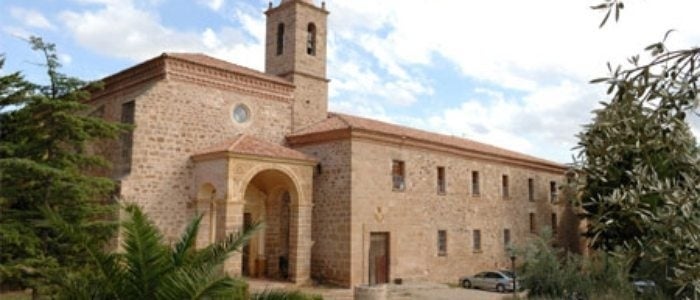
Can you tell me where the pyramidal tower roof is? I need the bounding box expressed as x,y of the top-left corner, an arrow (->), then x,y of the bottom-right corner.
281,0 -> 315,4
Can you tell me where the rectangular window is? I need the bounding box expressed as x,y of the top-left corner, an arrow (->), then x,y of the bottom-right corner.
392,160 -> 405,191
473,229 -> 481,251
471,171 -> 480,196
120,101 -> 135,173
551,213 -> 558,234
276,23 -> 285,55
437,167 -> 446,194
528,178 -> 535,201
504,229 -> 511,248
550,181 -> 558,203
502,175 -> 509,198
437,230 -> 447,256
529,213 -> 537,233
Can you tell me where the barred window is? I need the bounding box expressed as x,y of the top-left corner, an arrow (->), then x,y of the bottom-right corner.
437,167 -> 446,194
550,181 -> 558,202
504,229 -> 511,248
392,160 -> 405,191
502,175 -> 509,198
473,229 -> 481,251
437,230 -> 447,256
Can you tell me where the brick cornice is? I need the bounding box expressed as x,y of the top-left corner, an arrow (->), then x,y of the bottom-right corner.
278,71 -> 331,83
286,128 -> 351,145
192,151 -> 317,166
265,0 -> 330,15
288,128 -> 567,174
165,57 -> 295,103
88,54 -> 297,103
88,55 -> 166,101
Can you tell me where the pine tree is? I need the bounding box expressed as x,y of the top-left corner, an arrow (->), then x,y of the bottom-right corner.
0,37 -> 126,295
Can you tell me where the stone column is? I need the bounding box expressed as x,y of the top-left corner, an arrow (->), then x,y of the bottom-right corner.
289,203 -> 312,284
223,199 -> 245,276
195,200 -> 212,249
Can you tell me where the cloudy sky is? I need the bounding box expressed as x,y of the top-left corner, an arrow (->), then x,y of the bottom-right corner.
1,0 -> 699,163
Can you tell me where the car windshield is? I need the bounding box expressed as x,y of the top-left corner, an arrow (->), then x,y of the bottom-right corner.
500,270 -> 515,278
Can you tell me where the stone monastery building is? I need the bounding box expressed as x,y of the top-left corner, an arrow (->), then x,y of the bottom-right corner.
91,0 -> 574,288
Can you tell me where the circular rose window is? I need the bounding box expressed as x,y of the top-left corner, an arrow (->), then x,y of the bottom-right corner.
232,104 -> 250,123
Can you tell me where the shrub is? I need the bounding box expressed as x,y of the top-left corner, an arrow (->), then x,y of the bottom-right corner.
517,229 -> 639,299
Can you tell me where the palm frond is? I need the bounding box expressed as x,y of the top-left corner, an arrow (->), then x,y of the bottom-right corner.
171,213 -> 203,267
155,264 -> 248,300
192,222 -> 263,267
121,204 -> 170,298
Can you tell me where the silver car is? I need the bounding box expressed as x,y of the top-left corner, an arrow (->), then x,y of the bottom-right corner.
459,270 -> 518,293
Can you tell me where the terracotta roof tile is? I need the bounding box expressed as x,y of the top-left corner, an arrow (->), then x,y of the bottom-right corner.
194,134 -> 316,162
164,53 -> 293,86
289,113 -> 565,169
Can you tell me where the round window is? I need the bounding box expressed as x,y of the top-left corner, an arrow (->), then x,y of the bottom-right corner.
232,104 -> 250,123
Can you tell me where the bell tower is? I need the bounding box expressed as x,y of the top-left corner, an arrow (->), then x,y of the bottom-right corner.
265,0 -> 329,131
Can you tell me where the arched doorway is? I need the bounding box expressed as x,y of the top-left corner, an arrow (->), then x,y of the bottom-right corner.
242,169 -> 298,280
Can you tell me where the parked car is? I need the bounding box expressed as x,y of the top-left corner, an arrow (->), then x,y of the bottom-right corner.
632,280 -> 657,294
459,270 -> 519,293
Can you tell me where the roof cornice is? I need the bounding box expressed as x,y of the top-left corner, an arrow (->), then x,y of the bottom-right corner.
164,55 -> 294,103
88,53 -> 296,103
88,55 -> 167,101
265,0 -> 330,15
192,151 -> 317,166
288,127 -> 568,174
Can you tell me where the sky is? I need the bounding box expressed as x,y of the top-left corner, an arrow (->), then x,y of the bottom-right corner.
1,0 -> 699,163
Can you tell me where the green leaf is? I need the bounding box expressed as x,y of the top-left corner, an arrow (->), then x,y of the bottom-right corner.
599,9 -> 612,28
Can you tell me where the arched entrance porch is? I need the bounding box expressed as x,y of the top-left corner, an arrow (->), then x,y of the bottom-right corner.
191,134 -> 316,284
242,169 -> 297,280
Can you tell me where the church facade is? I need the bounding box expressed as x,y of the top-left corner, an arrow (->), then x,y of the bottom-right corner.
89,0 -> 575,288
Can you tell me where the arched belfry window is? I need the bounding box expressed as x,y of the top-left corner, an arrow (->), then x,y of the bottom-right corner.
276,23 -> 285,56
307,23 -> 316,56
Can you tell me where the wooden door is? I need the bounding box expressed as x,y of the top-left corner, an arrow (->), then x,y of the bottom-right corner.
369,232 -> 389,285
242,213 -> 252,276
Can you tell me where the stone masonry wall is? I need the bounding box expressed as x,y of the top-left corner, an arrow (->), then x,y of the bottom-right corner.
290,74 -> 328,132
265,1 -> 329,131
119,79 -> 293,241
87,82 -> 157,179
349,137 -> 567,285
294,140 -> 353,287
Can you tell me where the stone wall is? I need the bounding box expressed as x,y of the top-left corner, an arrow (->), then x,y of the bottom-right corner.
294,140 -> 353,287
117,78 -> 293,241
349,137 -> 567,285
289,73 -> 328,132
265,0 -> 329,131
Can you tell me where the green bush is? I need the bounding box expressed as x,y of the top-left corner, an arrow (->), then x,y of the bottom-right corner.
517,229 -> 640,299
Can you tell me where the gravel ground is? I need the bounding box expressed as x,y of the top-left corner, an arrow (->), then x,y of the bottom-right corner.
387,282 -> 521,300
247,278 -> 525,300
